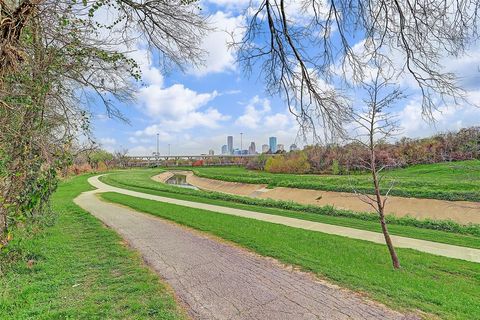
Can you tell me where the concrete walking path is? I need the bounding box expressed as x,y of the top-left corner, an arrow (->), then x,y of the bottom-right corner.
87,175 -> 480,263
88,176 -> 480,263
75,185 -> 416,319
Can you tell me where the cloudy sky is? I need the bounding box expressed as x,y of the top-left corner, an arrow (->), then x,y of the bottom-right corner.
91,0 -> 480,156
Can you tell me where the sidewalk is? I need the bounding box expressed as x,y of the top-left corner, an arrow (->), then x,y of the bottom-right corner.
89,175 -> 480,263
75,187 -> 413,320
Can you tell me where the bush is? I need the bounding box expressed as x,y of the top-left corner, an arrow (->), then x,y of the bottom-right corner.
246,154 -> 267,170
332,160 -> 340,175
265,152 -> 311,173
192,160 -> 204,167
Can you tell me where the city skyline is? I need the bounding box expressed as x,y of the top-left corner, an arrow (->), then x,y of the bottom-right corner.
217,134 -> 295,155
89,0 -> 480,157
123,132 -> 301,156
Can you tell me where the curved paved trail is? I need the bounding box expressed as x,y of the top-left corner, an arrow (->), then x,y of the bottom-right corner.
75,179 -> 417,319
89,175 -> 480,263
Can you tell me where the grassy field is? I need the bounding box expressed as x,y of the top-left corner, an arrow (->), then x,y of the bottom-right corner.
0,175 -> 184,320
180,160 -> 480,201
100,170 -> 480,248
101,192 -> 480,320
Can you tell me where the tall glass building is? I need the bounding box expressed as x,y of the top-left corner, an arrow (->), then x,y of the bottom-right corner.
227,136 -> 233,154
269,136 -> 277,153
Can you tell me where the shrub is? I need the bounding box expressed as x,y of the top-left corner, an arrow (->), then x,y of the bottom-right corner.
332,160 -> 340,175
246,154 -> 267,170
265,152 -> 311,173
192,160 -> 204,167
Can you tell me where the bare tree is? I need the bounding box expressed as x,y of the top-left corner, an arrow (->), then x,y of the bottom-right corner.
350,58 -> 405,269
236,0 -> 479,140
114,148 -> 130,168
234,0 -> 479,267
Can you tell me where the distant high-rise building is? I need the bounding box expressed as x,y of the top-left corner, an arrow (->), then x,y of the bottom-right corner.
227,136 -> 233,154
248,142 -> 256,154
221,144 -> 228,154
277,144 -> 285,152
262,144 -> 269,153
208,149 -> 214,155
269,137 -> 277,153
289,144 -> 299,152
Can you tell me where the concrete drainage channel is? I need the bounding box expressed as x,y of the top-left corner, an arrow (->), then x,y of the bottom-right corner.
153,171 -> 480,225
165,173 -> 199,190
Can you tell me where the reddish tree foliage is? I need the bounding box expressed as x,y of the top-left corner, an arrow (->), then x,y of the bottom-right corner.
249,127 -> 480,174
192,160 -> 204,167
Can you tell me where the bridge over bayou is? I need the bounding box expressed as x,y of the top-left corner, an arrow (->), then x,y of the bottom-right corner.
124,154 -> 275,167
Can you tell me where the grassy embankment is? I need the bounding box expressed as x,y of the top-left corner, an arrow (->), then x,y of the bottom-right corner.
101,192 -> 480,320
100,170 -> 480,248
0,174 -> 184,320
182,160 -> 480,201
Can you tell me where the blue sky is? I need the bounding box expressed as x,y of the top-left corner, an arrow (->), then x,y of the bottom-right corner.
91,0 -> 480,156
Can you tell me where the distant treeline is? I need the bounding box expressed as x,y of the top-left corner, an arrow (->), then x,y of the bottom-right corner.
246,127 -> 480,174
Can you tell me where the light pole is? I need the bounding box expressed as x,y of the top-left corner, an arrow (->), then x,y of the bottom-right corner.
168,143 -> 171,156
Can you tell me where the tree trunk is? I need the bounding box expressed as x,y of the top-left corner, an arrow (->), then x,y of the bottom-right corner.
371,158 -> 401,269
378,209 -> 401,269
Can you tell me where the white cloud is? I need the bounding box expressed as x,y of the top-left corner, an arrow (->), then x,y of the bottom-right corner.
203,0 -> 254,12
235,95 -> 296,137
235,95 -> 297,132
264,113 -> 290,129
128,136 -> 152,144
235,96 -> 271,128
99,137 -> 116,146
190,11 -> 245,76
128,145 -> 153,156
135,83 -> 228,134
138,83 -> 218,119
159,108 -> 230,131
134,53 -> 230,134
282,0 -> 329,23
397,91 -> 480,138
133,127 -> 172,139
442,42 -> 480,90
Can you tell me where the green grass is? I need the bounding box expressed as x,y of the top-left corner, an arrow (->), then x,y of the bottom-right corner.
177,160 -> 480,201
0,174 -> 185,320
100,169 -> 480,248
100,192 -> 480,320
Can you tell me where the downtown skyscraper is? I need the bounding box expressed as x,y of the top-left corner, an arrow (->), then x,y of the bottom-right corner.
269,137 -> 277,153
227,136 -> 233,154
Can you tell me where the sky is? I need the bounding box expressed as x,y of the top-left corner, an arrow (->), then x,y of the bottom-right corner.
90,0 -> 480,156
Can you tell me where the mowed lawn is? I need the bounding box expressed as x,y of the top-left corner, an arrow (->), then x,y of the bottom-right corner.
101,192 -> 480,320
183,160 -> 480,201
100,170 -> 480,248
0,175 -> 185,320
